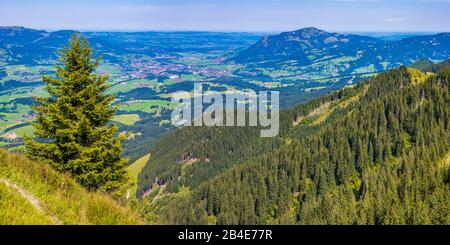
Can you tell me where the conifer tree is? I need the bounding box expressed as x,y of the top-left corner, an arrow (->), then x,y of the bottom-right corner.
25,34 -> 128,195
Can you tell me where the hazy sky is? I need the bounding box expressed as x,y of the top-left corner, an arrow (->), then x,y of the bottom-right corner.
1,0 -> 450,32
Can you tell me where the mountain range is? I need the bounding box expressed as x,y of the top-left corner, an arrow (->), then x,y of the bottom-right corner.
0,26 -> 119,65
232,27 -> 450,77
2,26 -> 450,71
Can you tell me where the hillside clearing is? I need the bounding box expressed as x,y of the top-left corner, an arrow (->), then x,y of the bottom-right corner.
407,68 -> 430,85
126,153 -> 151,199
127,153 -> 151,180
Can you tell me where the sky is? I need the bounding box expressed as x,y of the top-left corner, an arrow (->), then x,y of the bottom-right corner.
0,0 -> 450,32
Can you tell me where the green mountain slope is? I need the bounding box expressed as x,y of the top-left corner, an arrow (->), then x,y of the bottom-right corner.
410,58 -> 436,71
0,150 -> 144,225
137,71 -> 374,197
139,63 -> 450,224
411,58 -> 450,73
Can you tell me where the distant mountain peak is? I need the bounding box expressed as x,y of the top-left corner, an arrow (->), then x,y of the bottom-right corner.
0,26 -> 26,30
278,27 -> 330,40
291,27 -> 327,35
48,30 -> 78,37
0,26 -> 44,32
0,26 -> 47,37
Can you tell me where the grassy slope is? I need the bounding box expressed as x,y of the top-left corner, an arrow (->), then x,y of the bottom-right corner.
406,68 -> 430,84
440,151 -> 450,169
0,149 -> 144,224
126,153 -> 151,197
127,153 -> 151,180
0,182 -> 53,224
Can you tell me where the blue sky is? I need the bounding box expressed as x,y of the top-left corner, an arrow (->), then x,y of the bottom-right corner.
1,0 -> 449,32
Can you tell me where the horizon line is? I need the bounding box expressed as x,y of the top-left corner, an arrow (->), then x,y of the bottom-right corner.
1,25 -> 447,34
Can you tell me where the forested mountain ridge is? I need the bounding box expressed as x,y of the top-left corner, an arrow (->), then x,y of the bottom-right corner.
137,65 -> 390,197
139,62 -> 450,225
232,27 -> 450,74
136,86 -> 358,196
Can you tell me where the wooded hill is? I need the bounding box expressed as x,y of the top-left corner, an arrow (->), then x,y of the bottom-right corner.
137,61 -> 450,224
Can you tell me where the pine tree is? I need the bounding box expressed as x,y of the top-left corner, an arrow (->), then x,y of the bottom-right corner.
25,34 -> 128,195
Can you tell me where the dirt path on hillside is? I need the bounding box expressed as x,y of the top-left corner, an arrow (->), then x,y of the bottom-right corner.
0,178 -> 62,225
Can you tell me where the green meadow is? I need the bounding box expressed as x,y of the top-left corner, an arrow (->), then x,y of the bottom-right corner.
112,114 -> 141,126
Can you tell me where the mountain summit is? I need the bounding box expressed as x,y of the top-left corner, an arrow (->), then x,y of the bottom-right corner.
232,27 -> 381,64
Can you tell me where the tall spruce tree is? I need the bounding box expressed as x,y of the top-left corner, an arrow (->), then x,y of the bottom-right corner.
25,34 -> 128,195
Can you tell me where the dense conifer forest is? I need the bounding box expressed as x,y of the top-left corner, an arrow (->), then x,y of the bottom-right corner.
138,63 -> 450,225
